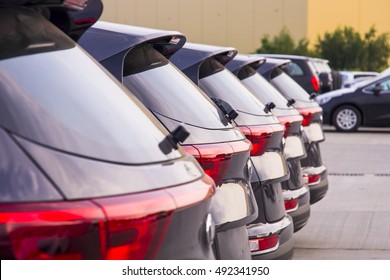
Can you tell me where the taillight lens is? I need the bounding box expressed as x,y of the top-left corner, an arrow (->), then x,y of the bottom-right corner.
249,235 -> 279,253
284,198 -> 298,212
0,201 -> 105,260
303,174 -> 321,186
182,140 -> 251,186
239,125 -> 283,156
297,107 -> 323,127
278,115 -> 303,137
0,178 -> 215,260
311,76 -> 320,92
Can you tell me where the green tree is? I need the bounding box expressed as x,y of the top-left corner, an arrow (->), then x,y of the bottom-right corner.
315,26 -> 390,71
255,27 -> 314,56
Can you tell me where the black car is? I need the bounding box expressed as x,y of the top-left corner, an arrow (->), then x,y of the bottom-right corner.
79,22 -> 258,260
170,43 -> 299,259
257,57 -> 329,205
316,73 -> 390,132
227,54 -> 314,231
0,4 -> 216,260
260,54 -> 322,94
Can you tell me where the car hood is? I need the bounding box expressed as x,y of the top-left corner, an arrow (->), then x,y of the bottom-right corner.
316,87 -> 354,101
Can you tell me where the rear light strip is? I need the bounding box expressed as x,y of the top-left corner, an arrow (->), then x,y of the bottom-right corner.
297,107 -> 323,127
311,76 -> 320,92
284,198 -> 299,213
303,174 -> 321,186
0,177 -> 215,260
277,115 -> 303,138
182,140 -> 251,186
249,235 -> 279,253
239,124 -> 284,156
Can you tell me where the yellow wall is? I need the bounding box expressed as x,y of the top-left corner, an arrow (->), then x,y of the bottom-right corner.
100,0 -> 390,54
307,0 -> 390,45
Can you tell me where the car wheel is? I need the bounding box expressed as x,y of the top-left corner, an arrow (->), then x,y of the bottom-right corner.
333,105 -> 361,132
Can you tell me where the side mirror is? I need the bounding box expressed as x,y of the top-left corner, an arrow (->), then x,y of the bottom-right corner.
264,102 -> 276,113
371,84 -> 382,96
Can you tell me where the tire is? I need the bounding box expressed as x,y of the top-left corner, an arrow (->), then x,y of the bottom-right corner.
332,105 -> 361,132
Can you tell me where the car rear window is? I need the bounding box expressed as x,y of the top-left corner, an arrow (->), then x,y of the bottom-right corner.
122,44 -> 232,129
270,69 -> 317,106
284,62 -> 304,76
199,58 -> 270,117
0,46 -> 182,164
240,67 -> 292,110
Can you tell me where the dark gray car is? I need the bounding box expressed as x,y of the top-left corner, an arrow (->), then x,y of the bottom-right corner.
79,22 -> 258,260
170,43 -> 298,259
0,4 -> 216,260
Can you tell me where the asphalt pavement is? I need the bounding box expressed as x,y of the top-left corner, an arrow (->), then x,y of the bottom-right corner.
293,126 -> 390,259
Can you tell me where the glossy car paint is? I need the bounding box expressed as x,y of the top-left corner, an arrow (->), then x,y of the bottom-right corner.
226,55 -> 312,232
257,57 -> 329,206
170,43 -> 295,259
79,22 -> 258,260
0,7 -> 216,260
316,74 -> 390,131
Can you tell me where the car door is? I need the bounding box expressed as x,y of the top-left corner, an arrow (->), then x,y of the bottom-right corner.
361,76 -> 390,126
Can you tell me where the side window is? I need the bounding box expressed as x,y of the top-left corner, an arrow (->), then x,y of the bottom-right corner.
284,62 -> 304,76
364,78 -> 390,93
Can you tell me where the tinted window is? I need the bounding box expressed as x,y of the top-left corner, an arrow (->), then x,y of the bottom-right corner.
122,44 -> 231,129
284,62 -> 304,76
0,47 -> 182,164
242,71 -> 291,110
271,70 -> 317,105
199,58 -> 269,116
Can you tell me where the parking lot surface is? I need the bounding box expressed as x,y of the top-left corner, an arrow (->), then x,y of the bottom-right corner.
294,126 -> 390,259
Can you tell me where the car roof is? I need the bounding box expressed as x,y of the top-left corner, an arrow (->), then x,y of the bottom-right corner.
225,54 -> 265,75
78,21 -> 186,81
253,56 -> 291,77
169,42 -> 237,84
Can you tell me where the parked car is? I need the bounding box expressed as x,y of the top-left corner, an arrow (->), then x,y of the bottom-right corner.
338,71 -> 379,88
227,54 -> 328,207
316,72 -> 390,132
261,54 -> 334,94
0,4 -> 217,260
79,22 -> 258,260
170,43 -> 303,259
256,57 -> 329,205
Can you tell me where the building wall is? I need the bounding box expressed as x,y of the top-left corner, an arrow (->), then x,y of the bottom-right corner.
100,0 -> 390,54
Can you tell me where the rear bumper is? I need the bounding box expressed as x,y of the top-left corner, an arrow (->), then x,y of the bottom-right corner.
248,215 -> 294,260
302,165 -> 329,204
283,186 -> 311,232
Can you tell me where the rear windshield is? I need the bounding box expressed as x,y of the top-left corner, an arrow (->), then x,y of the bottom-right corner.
241,68 -> 291,109
0,46 -> 182,164
199,58 -> 270,117
122,44 -> 232,129
270,69 -> 317,105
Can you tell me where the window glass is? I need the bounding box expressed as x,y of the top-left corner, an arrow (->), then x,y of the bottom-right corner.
284,62 -> 304,76
0,47 -> 182,164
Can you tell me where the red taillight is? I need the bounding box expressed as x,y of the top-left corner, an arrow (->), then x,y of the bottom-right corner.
182,140 -> 251,186
74,18 -> 97,25
183,144 -> 232,186
297,107 -> 323,127
249,235 -> 279,253
278,115 -> 304,137
0,178 -> 215,260
303,174 -> 321,186
284,199 -> 298,212
239,125 -> 283,156
0,201 -> 105,260
311,76 -> 320,92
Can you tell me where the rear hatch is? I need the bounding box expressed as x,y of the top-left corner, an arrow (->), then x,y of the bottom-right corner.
0,8 -> 215,259
268,68 -> 325,143
80,24 -> 257,230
